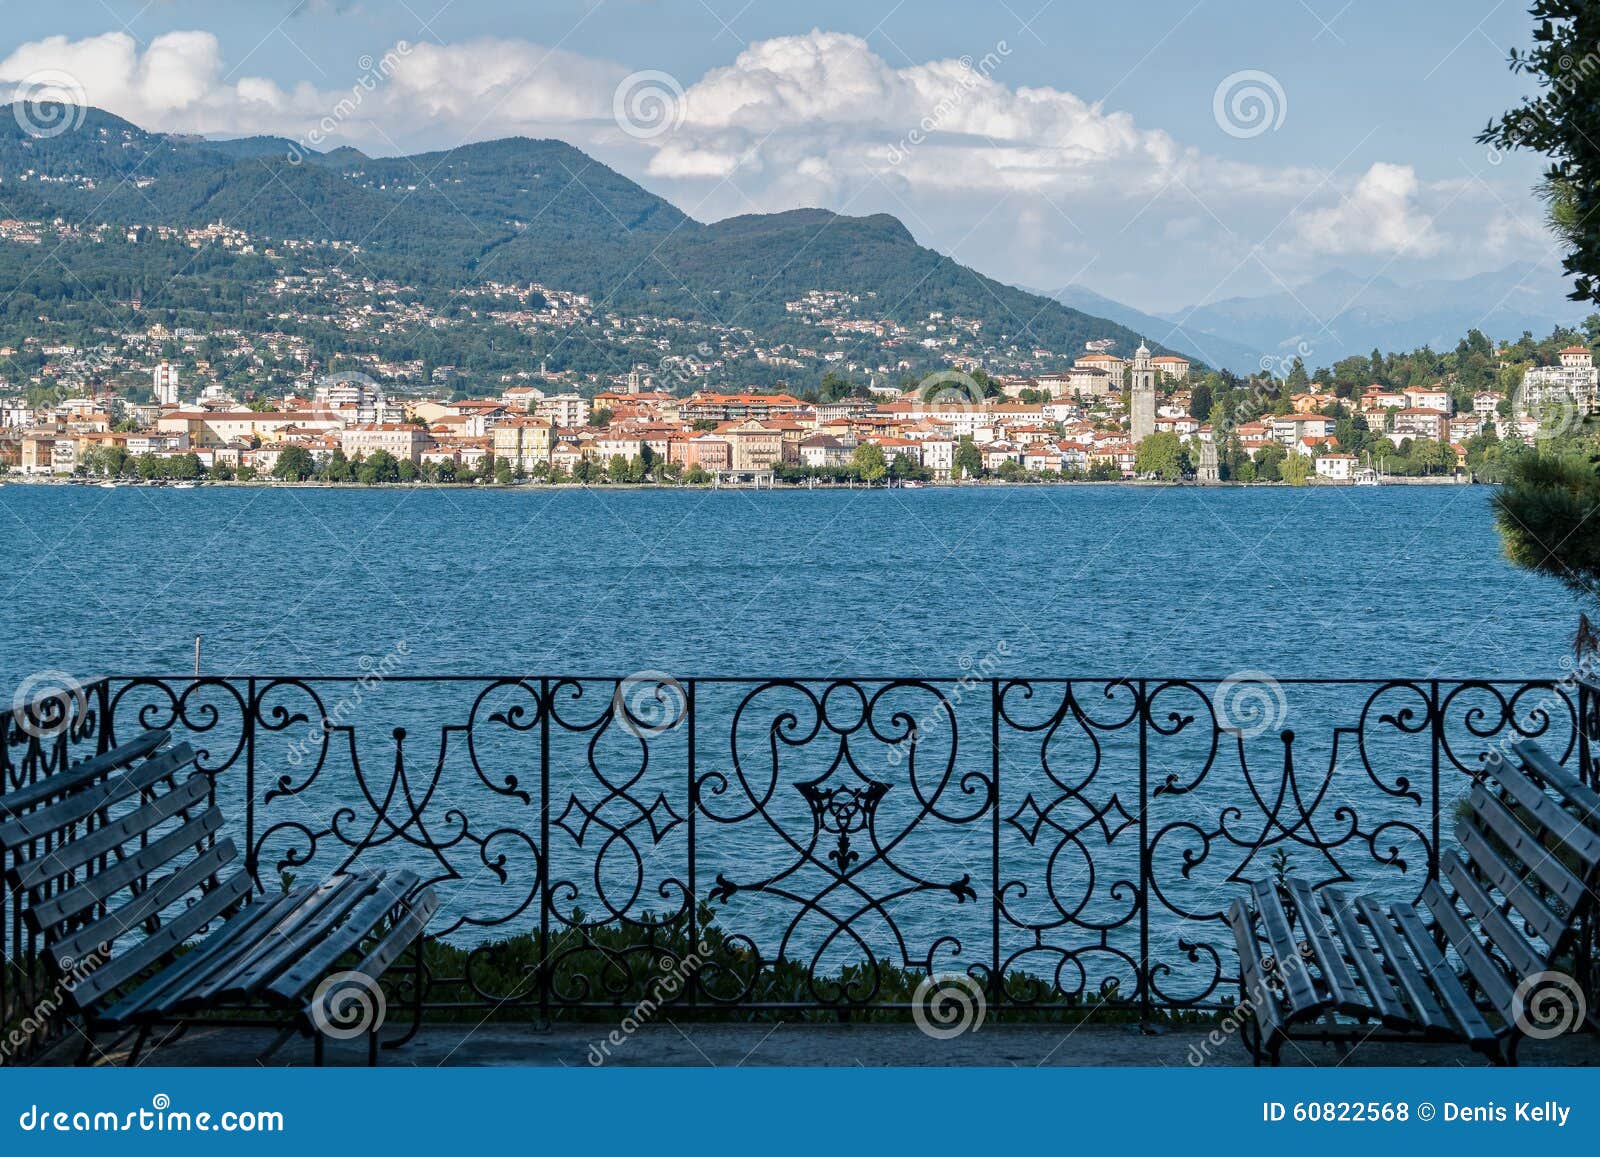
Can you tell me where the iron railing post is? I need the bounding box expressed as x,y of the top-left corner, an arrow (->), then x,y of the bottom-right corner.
1429,680 -> 1442,883
686,678 -> 698,1013
990,678 -> 1001,1014
538,676 -> 551,1026
244,677 -> 257,891
1138,678 -> 1151,1027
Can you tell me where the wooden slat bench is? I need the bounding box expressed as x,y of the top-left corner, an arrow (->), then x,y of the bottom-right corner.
0,728 -> 439,1065
1227,738 -> 1600,1065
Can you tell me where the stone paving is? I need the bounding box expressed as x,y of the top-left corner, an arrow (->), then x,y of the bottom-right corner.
32,1021 -> 1600,1067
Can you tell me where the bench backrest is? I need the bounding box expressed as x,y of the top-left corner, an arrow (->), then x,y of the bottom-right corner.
1421,739 -> 1600,1026
0,730 -> 252,1012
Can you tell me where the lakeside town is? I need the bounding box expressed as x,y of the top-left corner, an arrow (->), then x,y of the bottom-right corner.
0,321 -> 1590,487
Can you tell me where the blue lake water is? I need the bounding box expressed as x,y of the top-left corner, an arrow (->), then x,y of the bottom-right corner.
2,482 -> 1586,1002
0,482 -> 1579,683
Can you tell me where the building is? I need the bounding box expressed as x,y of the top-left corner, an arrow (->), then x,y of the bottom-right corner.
1388,408 -> 1449,445
341,423 -> 429,466
491,417 -> 554,471
680,392 -> 806,424
719,419 -> 789,472
1129,342 -> 1157,445
798,433 -> 852,469
1315,453 -> 1356,482
669,433 -> 731,472
152,362 -> 180,406
1269,414 -> 1336,448
1403,385 -> 1452,414
314,374 -> 400,424
156,410 -> 328,447
534,393 -> 589,428
1151,355 -> 1190,381
1521,347 -> 1599,419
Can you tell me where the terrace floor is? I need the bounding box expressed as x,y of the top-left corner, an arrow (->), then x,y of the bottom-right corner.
33,1022 -> 1600,1067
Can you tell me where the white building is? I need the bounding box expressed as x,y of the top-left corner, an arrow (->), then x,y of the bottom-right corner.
1315,453 -> 1356,482
152,362 -> 181,406
1520,346 -> 1598,419
534,393 -> 589,428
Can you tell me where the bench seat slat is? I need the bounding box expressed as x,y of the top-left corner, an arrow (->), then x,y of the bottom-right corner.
0,743 -> 195,850
26,807 -> 224,931
348,887 -> 439,991
54,839 -> 238,965
1438,851 -> 1545,981
266,871 -> 419,1002
1470,785 -> 1587,911
9,774 -> 212,891
178,875 -> 371,1009
97,890 -> 308,1022
1455,821 -> 1568,947
1511,740 -> 1600,828
0,730 -> 168,815
1224,900 -> 1284,1042
70,870 -> 254,1009
1323,888 -> 1409,1025
1353,895 -> 1450,1032
1285,878 -> 1363,1014
217,873 -> 388,1003
1248,879 -> 1324,1016
1390,900 -> 1497,1041
1485,752 -> 1600,867
1421,879 -> 1517,1025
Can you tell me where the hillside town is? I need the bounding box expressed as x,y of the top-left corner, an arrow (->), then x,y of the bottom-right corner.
0,328 -> 1582,485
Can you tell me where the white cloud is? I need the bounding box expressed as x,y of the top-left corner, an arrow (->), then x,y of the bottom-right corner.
1284,162 -> 1445,258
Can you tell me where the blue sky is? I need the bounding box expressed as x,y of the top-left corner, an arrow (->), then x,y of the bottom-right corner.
0,0 -> 1565,313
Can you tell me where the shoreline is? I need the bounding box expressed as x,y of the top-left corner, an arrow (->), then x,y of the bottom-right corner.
0,475 -> 1480,491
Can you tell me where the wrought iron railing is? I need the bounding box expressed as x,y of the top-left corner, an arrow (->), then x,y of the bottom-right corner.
4,673 -> 1598,1043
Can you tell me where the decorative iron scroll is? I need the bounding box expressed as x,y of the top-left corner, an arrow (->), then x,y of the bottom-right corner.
1,674 -> 1585,1021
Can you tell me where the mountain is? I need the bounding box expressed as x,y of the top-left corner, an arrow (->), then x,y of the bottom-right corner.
1043,284 -> 1264,374
1164,265 -> 1593,367
0,103 -> 1180,379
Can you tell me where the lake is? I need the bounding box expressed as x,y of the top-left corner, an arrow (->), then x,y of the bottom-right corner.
0,481 -> 1587,1007
0,482 -> 1578,683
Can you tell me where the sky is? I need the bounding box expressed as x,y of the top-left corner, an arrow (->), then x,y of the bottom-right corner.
0,0 -> 1567,314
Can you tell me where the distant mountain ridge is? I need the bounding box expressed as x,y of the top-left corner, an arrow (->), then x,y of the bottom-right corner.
1041,284 -> 1264,374
1160,264 -> 1591,367
0,103 -> 1180,377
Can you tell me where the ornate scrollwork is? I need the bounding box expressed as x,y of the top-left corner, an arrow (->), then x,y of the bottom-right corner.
3,672 -> 1572,1019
